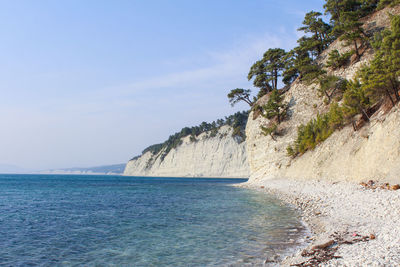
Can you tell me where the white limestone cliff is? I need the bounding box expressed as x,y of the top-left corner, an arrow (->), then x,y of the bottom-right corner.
245,6 -> 400,184
123,125 -> 249,178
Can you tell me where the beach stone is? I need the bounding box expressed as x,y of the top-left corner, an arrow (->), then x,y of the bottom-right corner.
370,234 -> 376,240
391,184 -> 400,190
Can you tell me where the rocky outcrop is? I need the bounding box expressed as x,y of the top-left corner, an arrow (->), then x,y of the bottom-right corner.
123,125 -> 249,178
246,6 -> 400,184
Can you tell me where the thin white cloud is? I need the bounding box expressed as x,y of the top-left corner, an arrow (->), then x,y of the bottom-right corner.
97,33 -> 297,97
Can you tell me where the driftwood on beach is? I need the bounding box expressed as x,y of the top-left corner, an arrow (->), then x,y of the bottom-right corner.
291,232 -> 372,266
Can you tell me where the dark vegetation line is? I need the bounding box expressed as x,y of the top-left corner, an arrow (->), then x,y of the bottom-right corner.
131,111 -> 249,161
227,0 -> 400,157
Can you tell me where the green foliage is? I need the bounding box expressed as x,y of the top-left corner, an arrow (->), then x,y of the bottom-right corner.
324,0 -> 360,25
338,12 -> 369,60
288,102 -> 345,156
232,126 -> 245,140
227,88 -> 254,107
142,143 -> 164,155
358,14 -> 400,106
343,78 -> 371,119
257,87 -> 269,99
323,0 -> 381,59
140,111 -> 249,161
295,114 -> 331,154
377,0 -> 400,10
282,50 -> 300,85
318,75 -> 348,103
261,90 -> 288,124
298,11 -> 333,56
282,47 -> 325,85
209,128 -> 218,138
324,0 -> 379,28
287,14 -> 400,158
259,90 -> 288,139
261,123 -> 278,139
286,145 -> 297,157
300,61 -> 327,84
326,49 -> 353,69
248,48 -> 287,93
327,102 -> 345,128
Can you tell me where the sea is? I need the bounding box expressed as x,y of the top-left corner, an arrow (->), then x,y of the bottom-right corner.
0,174 -> 306,266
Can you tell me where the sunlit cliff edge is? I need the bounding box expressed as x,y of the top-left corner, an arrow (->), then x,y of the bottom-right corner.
246,5 -> 400,184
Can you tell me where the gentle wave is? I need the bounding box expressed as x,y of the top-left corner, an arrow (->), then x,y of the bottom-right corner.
0,174 -> 306,266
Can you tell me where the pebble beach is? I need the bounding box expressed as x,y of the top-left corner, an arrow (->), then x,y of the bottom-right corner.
242,178 -> 400,266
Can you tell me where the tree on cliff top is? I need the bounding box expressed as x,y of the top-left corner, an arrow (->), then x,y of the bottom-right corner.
298,11 -> 332,55
227,88 -> 254,107
248,48 -> 287,93
324,0 -> 378,28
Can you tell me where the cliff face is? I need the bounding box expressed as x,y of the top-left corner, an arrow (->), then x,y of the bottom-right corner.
246,6 -> 400,184
124,126 -> 249,178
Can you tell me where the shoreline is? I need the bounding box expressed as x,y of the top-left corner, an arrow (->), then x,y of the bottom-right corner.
239,178 -> 400,266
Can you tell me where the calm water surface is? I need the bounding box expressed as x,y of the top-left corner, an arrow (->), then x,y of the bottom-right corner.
0,174 -> 306,266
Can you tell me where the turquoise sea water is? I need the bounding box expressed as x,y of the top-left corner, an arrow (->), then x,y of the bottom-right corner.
0,174 -> 306,266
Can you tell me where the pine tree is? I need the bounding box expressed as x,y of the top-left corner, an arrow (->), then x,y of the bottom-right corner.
227,88 -> 254,107
359,15 -> 400,106
298,11 -> 333,55
326,49 -> 353,69
318,75 -> 348,103
337,11 -> 368,60
343,79 -> 371,120
282,50 -> 299,85
377,0 -> 400,10
261,90 -> 287,124
248,48 -> 287,94
324,0 -> 361,27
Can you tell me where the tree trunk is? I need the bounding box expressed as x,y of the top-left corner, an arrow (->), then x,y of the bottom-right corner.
389,79 -> 400,102
361,107 -> 370,121
385,88 -> 396,107
318,32 -> 324,53
324,90 -> 331,103
354,40 -> 360,60
352,121 -> 357,131
243,97 -> 253,107
277,110 -> 281,124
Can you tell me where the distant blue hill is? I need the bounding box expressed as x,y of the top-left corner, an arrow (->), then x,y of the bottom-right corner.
40,164 -> 126,175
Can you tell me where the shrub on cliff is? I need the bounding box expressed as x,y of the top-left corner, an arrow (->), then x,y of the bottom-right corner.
318,75 -> 348,103
260,90 -> 288,139
261,90 -> 288,124
326,49 -> 353,69
287,102 -> 345,156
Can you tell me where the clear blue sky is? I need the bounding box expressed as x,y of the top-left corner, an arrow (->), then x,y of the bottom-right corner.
0,0 -> 325,170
